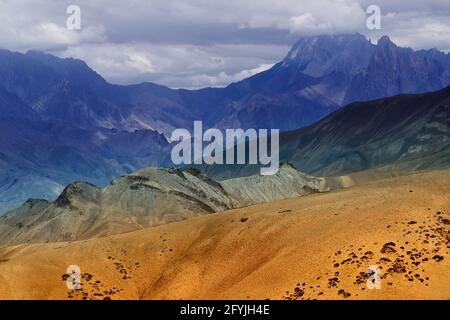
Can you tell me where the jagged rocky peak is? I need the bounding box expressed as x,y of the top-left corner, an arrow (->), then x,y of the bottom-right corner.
374,35 -> 403,60
282,33 -> 375,77
377,35 -> 397,47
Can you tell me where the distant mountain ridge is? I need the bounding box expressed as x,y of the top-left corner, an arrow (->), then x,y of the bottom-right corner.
343,36 -> 450,104
1,33 -> 450,212
2,34 -> 449,135
200,85 -> 450,180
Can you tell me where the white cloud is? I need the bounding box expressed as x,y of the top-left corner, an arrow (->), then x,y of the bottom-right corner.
395,22 -> 450,51
57,42 -> 286,88
187,63 -> 275,88
0,0 -> 106,51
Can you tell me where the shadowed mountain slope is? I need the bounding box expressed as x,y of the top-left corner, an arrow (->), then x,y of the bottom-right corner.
200,85 -> 450,179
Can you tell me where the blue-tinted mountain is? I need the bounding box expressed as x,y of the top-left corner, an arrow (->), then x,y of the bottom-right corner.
417,48 -> 450,70
2,34 -> 450,133
343,36 -> 450,104
216,34 -> 450,129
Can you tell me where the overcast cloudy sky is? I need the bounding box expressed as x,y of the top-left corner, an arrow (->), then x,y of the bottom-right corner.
0,0 -> 449,88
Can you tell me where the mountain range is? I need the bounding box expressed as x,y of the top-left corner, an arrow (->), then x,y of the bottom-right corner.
2,82 -> 450,244
1,33 -> 450,212
0,163 -> 332,244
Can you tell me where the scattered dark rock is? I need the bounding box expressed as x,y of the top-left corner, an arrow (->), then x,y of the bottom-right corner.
381,242 -> 396,254
338,289 -> 351,298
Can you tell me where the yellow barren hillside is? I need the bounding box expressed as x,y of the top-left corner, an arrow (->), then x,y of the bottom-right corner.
0,169 -> 449,300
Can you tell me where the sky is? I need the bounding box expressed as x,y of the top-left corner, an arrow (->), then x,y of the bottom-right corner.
0,0 -> 449,89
